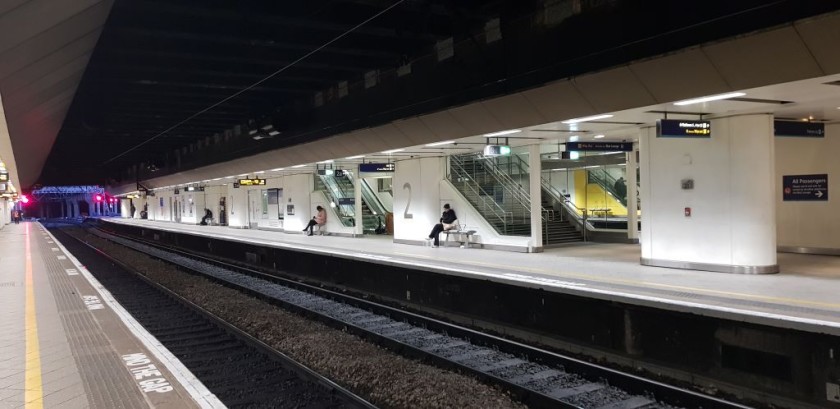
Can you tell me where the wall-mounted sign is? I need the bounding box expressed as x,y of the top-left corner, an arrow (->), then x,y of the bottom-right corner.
565,142 -> 633,152
233,182 -> 240,188
483,145 -> 511,157
657,119 -> 711,138
238,178 -> 266,186
359,163 -> 395,173
338,197 -> 355,206
334,169 -> 345,177
774,120 -> 825,138
783,174 -> 828,201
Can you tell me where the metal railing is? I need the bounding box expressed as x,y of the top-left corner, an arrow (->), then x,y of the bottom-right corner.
448,156 -> 517,234
315,176 -> 355,227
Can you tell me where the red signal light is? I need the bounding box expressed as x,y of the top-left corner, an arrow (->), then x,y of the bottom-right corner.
95,194 -> 103,202
19,195 -> 29,204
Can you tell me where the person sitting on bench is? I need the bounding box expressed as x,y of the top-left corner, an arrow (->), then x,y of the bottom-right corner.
427,203 -> 457,248
303,205 -> 327,236
200,208 -> 213,225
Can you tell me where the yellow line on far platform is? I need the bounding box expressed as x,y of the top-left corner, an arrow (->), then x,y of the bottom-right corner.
24,223 -> 43,409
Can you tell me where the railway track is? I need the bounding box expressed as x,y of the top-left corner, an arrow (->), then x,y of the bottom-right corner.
83,222 -> 752,409
49,224 -> 375,409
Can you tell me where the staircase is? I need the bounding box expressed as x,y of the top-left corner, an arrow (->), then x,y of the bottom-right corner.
540,189 -> 585,244
449,153 -> 584,244
449,154 -> 530,236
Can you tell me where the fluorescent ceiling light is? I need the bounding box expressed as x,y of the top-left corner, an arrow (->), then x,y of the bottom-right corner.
673,92 -> 745,106
271,168 -> 285,171
425,140 -> 455,147
318,159 -> 334,163
381,148 -> 404,154
226,175 -> 235,179
593,134 -> 605,139
562,114 -> 613,124
255,171 -> 265,174
212,178 -> 221,181
568,135 -> 579,142
238,173 -> 248,177
346,155 -> 365,159
292,164 -> 306,168
483,129 -> 521,137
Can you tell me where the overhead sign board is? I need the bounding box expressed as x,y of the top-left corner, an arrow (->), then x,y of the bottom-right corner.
238,178 -> 266,186
359,163 -> 395,173
657,119 -> 711,138
483,145 -> 511,157
783,174 -> 828,201
565,142 -> 633,152
774,120 -> 825,138
184,186 -> 204,192
338,197 -> 355,206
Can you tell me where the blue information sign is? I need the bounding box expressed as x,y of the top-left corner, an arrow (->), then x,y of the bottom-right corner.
657,119 -> 711,138
338,197 -> 355,205
774,121 -> 825,138
783,174 -> 828,201
566,142 -> 633,152
359,163 -> 395,173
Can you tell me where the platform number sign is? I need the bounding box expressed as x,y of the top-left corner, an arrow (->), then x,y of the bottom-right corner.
783,174 -> 828,201
402,182 -> 413,219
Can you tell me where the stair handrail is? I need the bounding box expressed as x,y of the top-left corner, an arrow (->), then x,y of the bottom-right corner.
448,156 -> 515,231
539,175 -> 588,241
454,153 -> 534,224
315,175 -> 355,227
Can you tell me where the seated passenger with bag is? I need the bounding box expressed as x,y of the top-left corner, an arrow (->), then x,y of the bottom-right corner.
426,203 -> 457,248
303,205 -> 327,236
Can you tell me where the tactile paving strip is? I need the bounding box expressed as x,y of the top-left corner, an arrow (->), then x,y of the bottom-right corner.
37,239 -> 148,409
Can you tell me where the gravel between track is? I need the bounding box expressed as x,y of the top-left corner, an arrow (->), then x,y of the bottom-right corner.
65,227 -> 526,409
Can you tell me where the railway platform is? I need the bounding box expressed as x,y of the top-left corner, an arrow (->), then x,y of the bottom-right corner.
0,222 -> 222,409
106,217 -> 840,336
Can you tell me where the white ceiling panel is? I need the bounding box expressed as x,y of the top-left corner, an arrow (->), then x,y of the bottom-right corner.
519,79 -> 593,123
702,26 -> 823,89
480,92 -> 548,130
630,48 -> 729,103
0,0 -> 112,188
573,66 -> 657,113
794,12 -> 840,75
447,103 -> 504,136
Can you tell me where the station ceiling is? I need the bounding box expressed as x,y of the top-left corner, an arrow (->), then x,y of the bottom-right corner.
5,0 -> 840,190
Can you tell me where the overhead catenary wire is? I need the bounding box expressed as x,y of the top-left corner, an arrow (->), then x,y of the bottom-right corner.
104,0 -> 407,165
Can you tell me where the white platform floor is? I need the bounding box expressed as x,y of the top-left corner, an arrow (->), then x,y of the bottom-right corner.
0,222 -> 219,409
108,218 -> 840,337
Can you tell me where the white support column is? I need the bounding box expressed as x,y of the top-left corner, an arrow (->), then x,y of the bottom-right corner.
528,144 -> 543,251
640,114 -> 777,274
627,142 -> 639,241
354,174 -> 363,236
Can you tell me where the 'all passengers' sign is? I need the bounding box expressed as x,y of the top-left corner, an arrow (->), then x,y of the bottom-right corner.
782,174 -> 828,201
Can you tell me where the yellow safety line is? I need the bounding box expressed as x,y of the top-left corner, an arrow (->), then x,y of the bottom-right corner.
24,223 -> 43,409
393,251 -> 840,311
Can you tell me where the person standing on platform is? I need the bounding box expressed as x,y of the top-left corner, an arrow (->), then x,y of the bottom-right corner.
303,205 -> 327,236
427,203 -> 457,248
614,176 -> 627,203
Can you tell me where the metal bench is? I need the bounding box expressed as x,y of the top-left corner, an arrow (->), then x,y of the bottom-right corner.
443,228 -> 477,248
